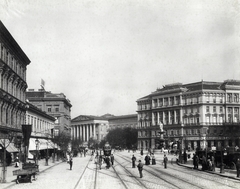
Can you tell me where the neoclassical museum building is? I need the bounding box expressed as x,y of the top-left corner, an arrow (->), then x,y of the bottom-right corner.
71,115 -> 109,144
71,114 -> 138,145
137,80 -> 240,151
0,21 -> 31,137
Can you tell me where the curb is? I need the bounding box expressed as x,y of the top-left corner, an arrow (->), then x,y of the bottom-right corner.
177,161 -> 240,181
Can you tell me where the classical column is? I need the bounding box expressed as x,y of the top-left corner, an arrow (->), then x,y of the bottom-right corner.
93,124 -> 96,138
76,125 -> 79,140
86,124 -> 89,141
89,124 -> 92,138
79,125 -> 82,141
83,125 -> 85,141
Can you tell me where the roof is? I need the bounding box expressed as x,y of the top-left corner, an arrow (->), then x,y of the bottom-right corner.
71,115 -> 108,122
0,21 -> 30,65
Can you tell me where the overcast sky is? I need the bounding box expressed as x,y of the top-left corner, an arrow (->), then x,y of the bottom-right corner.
0,0 -> 239,118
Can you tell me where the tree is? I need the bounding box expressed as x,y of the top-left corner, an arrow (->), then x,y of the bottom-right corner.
88,137 -> 99,149
52,131 -> 71,154
106,127 -> 138,149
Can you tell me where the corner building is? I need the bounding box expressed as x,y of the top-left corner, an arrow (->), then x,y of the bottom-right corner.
0,21 -> 31,136
26,89 -> 72,136
137,80 -> 240,151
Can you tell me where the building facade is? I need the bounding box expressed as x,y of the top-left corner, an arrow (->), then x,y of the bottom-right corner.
71,115 -> 109,143
0,21 -> 31,137
26,102 -> 56,156
137,80 -> 240,151
26,89 -> 72,136
108,114 -> 138,130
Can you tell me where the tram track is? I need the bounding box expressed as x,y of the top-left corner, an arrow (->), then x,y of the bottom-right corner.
115,153 -> 207,189
113,157 -> 148,189
169,163 -> 240,189
74,157 -> 96,189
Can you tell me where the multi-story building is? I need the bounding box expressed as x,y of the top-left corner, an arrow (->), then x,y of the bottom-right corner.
107,114 -> 138,130
137,80 -> 240,151
0,21 -> 31,138
71,115 -> 109,143
25,102 -> 56,156
26,89 -> 72,136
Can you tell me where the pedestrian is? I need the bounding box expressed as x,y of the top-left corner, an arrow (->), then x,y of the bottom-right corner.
105,156 -> 110,169
207,159 -> 212,171
14,156 -> 19,167
163,154 -> 168,169
201,155 -> 207,171
183,151 -> 187,164
137,160 -> 144,178
195,155 -> 199,169
192,153 -> 196,169
110,154 -> 114,165
151,154 -> 156,165
69,157 -> 73,170
99,155 -> 103,170
211,155 -> 215,172
145,154 -> 150,165
236,158 -> 240,178
140,149 -> 143,156
132,155 -> 136,168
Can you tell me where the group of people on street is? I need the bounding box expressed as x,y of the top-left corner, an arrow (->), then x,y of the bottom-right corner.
134,152 -> 168,178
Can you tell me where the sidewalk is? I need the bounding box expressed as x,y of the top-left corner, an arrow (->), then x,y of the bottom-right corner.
177,157 -> 240,181
0,158 -> 63,189
135,149 -> 240,180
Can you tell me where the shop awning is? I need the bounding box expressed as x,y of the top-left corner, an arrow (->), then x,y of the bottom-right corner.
29,138 -> 56,151
0,139 -> 19,153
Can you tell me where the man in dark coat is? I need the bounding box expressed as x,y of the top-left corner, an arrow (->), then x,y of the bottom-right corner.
236,158 -> 240,177
110,154 -> 114,165
163,154 -> 168,169
69,157 -> 73,170
105,156 -> 110,169
137,160 -> 144,178
132,155 -> 136,168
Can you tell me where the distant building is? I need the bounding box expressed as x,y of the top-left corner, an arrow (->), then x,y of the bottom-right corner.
0,21 -> 30,141
108,114 -> 138,130
71,114 -> 138,144
26,89 -> 72,136
71,115 -> 109,142
137,80 -> 240,151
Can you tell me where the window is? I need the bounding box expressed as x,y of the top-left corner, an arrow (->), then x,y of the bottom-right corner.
228,94 -> 232,102
220,107 -> 223,113
206,95 -> 210,103
206,106 -> 209,112
234,94 -> 239,102
47,105 -> 52,112
55,105 -> 59,112
213,106 -> 216,112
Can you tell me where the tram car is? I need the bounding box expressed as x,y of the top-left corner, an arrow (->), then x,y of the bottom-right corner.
103,142 -> 112,157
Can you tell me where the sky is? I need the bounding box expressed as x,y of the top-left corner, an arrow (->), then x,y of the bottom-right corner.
0,0 -> 240,119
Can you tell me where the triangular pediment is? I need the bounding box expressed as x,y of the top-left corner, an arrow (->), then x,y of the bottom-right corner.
72,115 -> 93,121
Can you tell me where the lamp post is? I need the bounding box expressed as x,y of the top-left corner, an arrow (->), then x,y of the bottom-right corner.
35,139 -> 40,166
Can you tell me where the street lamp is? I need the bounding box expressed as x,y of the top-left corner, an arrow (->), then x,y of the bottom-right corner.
35,139 -> 40,166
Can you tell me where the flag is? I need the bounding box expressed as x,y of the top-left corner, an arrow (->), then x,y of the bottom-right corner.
41,79 -> 45,89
